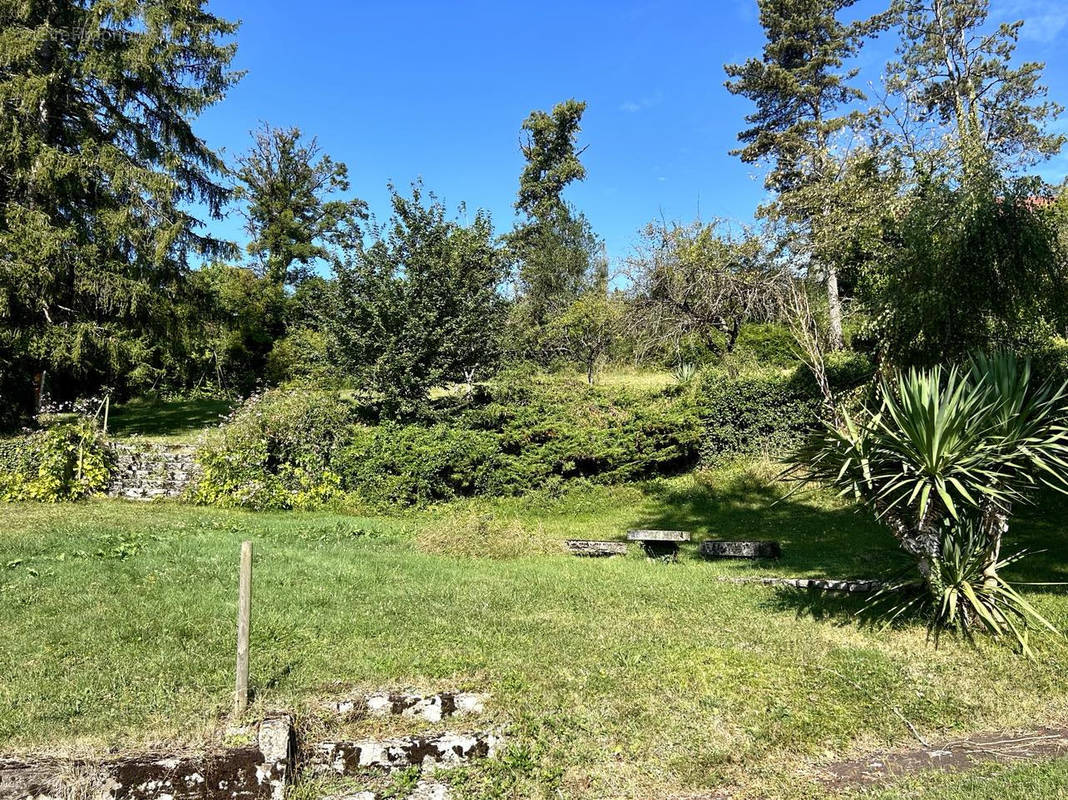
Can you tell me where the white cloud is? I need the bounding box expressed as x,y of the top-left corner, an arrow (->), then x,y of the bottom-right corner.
994,0 -> 1068,43
619,90 -> 664,114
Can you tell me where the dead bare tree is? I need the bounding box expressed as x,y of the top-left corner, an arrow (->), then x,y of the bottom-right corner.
786,282 -> 840,427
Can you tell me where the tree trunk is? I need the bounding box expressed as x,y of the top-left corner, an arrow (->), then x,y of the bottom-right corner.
826,266 -> 844,351
980,504 -> 1010,589
725,318 -> 742,353
812,116 -> 843,352
874,499 -> 942,590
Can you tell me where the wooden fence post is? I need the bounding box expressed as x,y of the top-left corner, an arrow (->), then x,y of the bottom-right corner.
233,540 -> 252,718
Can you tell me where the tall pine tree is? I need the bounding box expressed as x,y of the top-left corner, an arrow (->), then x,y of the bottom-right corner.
725,0 -> 881,350
0,0 -> 240,409
888,0 -> 1064,180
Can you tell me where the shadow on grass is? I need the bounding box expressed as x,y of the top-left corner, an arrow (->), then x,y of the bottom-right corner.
1000,490 -> 1068,594
634,468 -> 1068,628
634,468 -> 910,578
767,585 -> 872,622
107,397 -> 234,438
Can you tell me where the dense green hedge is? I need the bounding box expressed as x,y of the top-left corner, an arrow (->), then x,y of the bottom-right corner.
697,368 -> 822,461
696,353 -> 874,463
192,378 -> 704,508
335,423 -> 501,506
334,377 -> 704,505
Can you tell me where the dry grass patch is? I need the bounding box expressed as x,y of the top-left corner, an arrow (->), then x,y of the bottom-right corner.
416,508 -> 558,559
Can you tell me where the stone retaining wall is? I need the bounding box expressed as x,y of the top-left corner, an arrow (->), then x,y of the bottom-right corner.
0,716 -> 291,800
107,443 -> 199,501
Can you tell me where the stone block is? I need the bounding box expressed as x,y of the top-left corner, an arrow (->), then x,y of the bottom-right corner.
699,540 -> 781,559
564,540 -> 627,557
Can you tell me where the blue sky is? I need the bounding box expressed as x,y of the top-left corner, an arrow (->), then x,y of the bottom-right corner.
194,0 -> 1068,268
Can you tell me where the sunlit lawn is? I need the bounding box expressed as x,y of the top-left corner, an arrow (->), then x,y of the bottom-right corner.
104,396 -> 234,442
2,465 -> 1067,798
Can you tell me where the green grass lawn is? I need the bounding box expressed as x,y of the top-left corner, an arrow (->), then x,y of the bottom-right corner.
1,467 -> 1066,799
103,396 -> 234,441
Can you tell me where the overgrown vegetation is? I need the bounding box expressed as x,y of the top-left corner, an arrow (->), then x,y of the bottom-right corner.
0,420 -> 112,502
188,374 -> 707,509
188,389 -> 352,510
2,0 -> 1068,794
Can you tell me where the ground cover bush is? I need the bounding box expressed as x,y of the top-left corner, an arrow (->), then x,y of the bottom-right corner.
0,419 -> 113,501
189,360 -> 878,510
192,376 -> 703,509
189,389 -> 356,510
334,375 -> 704,505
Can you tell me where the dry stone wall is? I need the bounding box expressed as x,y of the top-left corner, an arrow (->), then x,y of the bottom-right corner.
107,443 -> 199,501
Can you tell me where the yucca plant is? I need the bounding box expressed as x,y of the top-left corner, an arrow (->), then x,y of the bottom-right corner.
867,517 -> 1057,655
673,362 -> 699,385
794,351 -> 1068,650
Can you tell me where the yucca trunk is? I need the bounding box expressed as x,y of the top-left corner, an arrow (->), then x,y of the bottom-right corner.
877,500 -> 943,589
980,504 -> 1010,589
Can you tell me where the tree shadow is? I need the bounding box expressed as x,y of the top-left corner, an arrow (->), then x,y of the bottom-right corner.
633,469 -> 910,578
1001,490 -> 1068,595
634,469 -> 1068,625
765,585 -> 871,622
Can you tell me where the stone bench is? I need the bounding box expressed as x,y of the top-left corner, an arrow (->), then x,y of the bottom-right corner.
565,540 -> 628,557
699,540 -> 781,560
627,529 -> 690,560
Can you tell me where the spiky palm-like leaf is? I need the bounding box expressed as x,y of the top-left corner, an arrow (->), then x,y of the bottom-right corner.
796,352 -> 1068,534
794,351 -> 1068,648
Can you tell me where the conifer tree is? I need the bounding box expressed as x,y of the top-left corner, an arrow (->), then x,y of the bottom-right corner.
725,0 -> 881,350
0,0 -> 241,407
888,0 -> 1064,180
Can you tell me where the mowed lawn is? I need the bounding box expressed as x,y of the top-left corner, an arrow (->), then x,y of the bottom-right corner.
1,467 -> 1067,799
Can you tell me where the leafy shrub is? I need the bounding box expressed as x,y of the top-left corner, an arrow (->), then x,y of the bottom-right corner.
335,424 -> 501,506
0,419 -> 113,501
336,375 -> 703,505
697,354 -> 873,463
190,389 -> 355,510
697,368 -> 821,461
467,375 -> 703,495
265,328 -> 335,385
190,361 -> 874,510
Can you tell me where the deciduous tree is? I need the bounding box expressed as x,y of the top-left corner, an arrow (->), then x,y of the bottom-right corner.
548,292 -> 623,384
332,184 -> 506,418
235,125 -> 366,291
508,100 -> 600,327
627,221 -> 793,362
